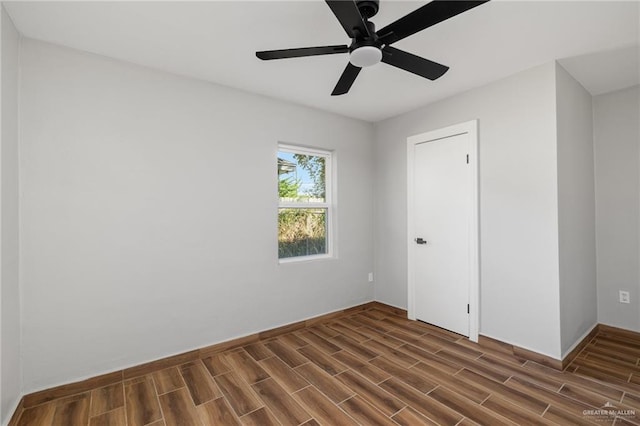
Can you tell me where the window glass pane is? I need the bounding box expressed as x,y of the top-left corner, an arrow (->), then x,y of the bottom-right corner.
277,151 -> 326,203
278,208 -> 327,258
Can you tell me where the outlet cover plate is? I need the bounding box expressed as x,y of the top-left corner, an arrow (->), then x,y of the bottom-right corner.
620,290 -> 630,304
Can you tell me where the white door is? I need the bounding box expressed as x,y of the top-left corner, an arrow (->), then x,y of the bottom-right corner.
408,125 -> 478,338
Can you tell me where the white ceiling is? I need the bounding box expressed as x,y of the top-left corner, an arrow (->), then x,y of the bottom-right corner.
5,1 -> 639,122
559,45 -> 639,96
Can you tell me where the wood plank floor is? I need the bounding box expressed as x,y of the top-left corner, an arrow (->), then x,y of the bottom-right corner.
16,307 -> 640,425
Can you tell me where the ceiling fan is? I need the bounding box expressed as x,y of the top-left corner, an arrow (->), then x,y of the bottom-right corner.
256,0 -> 489,96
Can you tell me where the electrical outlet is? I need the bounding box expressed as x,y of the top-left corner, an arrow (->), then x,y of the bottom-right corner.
620,290 -> 630,304
368,272 -> 374,283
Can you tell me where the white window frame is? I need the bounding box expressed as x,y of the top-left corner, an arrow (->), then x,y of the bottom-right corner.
278,143 -> 334,263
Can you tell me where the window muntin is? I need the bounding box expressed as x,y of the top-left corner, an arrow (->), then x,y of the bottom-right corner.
277,145 -> 332,261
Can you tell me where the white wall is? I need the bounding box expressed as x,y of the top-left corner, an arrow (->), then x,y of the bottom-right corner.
19,39 -> 375,392
0,5 -> 21,424
555,64 -> 597,356
374,63 -> 563,358
594,85 -> 640,331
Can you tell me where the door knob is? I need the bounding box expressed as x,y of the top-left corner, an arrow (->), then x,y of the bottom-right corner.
415,238 -> 427,245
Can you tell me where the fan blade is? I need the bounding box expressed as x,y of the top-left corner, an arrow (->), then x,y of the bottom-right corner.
382,46 -> 449,80
378,1 -> 488,45
326,1 -> 371,38
256,45 -> 349,60
331,63 -> 362,96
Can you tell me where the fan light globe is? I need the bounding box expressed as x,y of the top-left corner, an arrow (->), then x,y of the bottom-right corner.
349,46 -> 382,67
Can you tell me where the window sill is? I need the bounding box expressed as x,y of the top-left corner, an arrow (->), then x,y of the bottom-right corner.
278,254 -> 335,264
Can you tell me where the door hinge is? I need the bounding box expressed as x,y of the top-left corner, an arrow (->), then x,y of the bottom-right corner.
466,154 -> 469,164
467,304 -> 470,314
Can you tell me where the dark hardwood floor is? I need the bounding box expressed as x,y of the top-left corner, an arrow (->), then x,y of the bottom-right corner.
15,306 -> 640,425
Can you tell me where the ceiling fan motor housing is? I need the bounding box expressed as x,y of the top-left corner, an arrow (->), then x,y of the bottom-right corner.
349,21 -> 382,68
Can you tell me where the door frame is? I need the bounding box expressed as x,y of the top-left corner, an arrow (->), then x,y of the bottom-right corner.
407,120 -> 479,342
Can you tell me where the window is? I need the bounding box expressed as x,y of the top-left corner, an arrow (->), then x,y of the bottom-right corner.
277,144 -> 333,261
